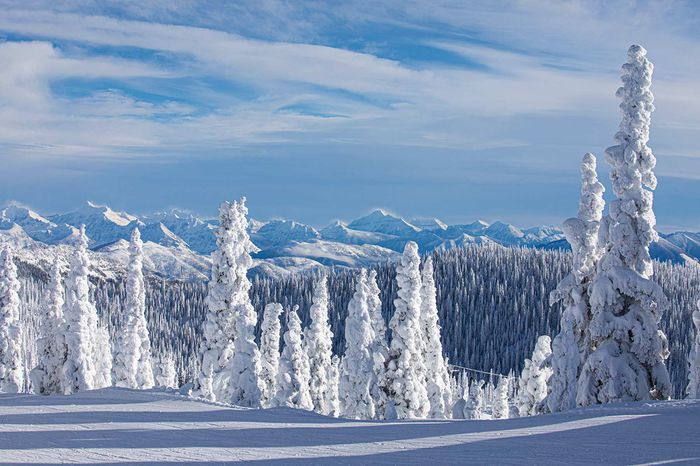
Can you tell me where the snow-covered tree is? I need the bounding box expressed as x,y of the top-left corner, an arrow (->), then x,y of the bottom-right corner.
547,153 -> 605,413
382,241 -> 429,419
196,198 -> 262,406
260,302 -> 283,408
154,352 -> 178,389
94,319 -> 113,388
31,257 -> 66,395
578,45 -> 671,406
304,276 -> 337,415
687,300 -> 700,399
339,270 -> 376,420
367,269 -> 388,418
276,305 -> 312,410
420,256 -> 452,418
492,376 -> 510,419
464,379 -> 485,420
62,225 -> 99,393
328,355 -> 340,417
516,336 -> 552,417
0,246 -> 23,393
114,228 -> 154,389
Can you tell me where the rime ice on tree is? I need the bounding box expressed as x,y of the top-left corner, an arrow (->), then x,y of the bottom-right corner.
0,246 -> 23,393
339,270 -> 377,419
260,303 -> 283,408
578,45 -> 671,406
276,305 -> 313,410
687,300 -> 700,399
304,276 -> 338,415
382,241 -> 429,419
547,153 -> 605,413
196,198 -> 263,406
516,335 -> 552,417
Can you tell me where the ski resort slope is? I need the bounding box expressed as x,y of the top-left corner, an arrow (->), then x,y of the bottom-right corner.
0,389 -> 698,465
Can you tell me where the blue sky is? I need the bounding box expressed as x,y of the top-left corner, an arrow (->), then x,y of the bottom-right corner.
1,1 -> 699,230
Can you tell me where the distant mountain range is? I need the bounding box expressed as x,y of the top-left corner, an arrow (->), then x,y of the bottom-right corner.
1,201 -> 697,281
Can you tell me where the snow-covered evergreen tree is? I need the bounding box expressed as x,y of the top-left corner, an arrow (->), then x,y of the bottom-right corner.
464,379 -> 485,420
260,302 -> 282,408
114,228 -> 154,389
578,45 -> 671,406
276,305 -> 312,410
516,336 -> 552,417
94,319 -> 113,388
547,153 -> 605,413
382,241 -> 429,419
367,269 -> 388,418
31,257 -> 66,395
420,256 -> 452,418
328,355 -> 340,416
62,225 -> 99,393
196,198 -> 262,406
0,246 -> 23,393
304,276 -> 337,415
687,300 -> 700,399
154,352 -> 178,389
339,270 -> 376,419
492,376 -> 510,419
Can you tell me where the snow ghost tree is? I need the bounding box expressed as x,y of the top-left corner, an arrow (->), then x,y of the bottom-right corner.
114,228 -> 154,389
420,256 -> 452,418
62,225 -> 100,393
578,45 -> 671,406
547,153 -> 605,413
367,270 -> 388,417
154,352 -> 178,389
304,276 -> 338,415
464,379 -> 485,420
31,257 -> 67,395
196,198 -> 262,406
276,305 -> 313,410
94,319 -> 113,389
339,270 -> 376,420
687,300 -> 700,399
492,376 -> 510,419
260,302 -> 283,408
328,355 -> 340,416
382,241 -> 429,419
516,336 -> 552,417
0,246 -> 23,393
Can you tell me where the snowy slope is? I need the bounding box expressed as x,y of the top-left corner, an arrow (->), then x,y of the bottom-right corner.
0,388 -> 698,464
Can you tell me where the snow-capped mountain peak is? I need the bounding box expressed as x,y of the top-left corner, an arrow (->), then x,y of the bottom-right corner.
410,217 -> 448,231
348,209 -> 420,237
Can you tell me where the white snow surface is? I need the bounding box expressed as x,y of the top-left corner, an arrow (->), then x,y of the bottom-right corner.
0,388 -> 698,464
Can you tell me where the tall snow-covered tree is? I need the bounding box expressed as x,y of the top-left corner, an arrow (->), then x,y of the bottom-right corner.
687,300 -> 700,399
114,228 -> 154,389
339,270 -> 376,420
304,276 -> 337,415
547,153 -> 605,413
276,305 -> 313,410
578,45 -> 671,406
420,256 -> 452,419
492,376 -> 510,419
367,269 -> 388,418
0,246 -> 23,393
94,319 -> 113,388
62,225 -> 99,393
516,336 -> 552,417
196,198 -> 262,406
260,302 -> 283,408
31,257 -> 66,395
382,241 -> 429,419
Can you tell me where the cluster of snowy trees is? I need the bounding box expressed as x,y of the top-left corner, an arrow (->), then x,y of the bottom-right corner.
0,227 -> 174,395
3,45 -> 700,419
190,199 -> 453,419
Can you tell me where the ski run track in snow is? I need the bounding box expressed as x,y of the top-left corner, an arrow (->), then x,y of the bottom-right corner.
0,388 -> 698,465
